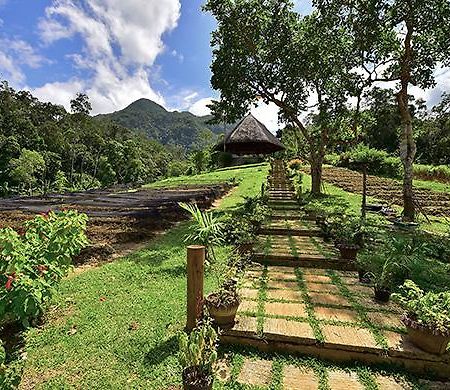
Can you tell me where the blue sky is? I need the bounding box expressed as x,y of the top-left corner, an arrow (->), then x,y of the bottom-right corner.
0,0 -> 314,124
0,0 -> 447,129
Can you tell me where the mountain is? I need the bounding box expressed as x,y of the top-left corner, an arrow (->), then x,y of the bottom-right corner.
96,98 -> 232,149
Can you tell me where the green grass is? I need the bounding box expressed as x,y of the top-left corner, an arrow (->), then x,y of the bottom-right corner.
302,172 -> 449,234
18,165 -> 268,389
145,163 -> 269,211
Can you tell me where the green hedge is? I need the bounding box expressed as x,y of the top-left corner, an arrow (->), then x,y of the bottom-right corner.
325,145 -> 450,183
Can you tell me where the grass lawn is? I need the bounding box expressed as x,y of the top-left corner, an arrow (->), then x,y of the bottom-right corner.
302,172 -> 449,234
18,164 -> 268,389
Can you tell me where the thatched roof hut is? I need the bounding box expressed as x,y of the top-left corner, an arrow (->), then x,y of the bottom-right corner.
214,114 -> 284,155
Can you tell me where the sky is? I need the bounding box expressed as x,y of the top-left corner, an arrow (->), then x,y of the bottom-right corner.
0,0 -> 448,133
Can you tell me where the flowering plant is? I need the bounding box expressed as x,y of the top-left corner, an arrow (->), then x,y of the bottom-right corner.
0,210 -> 88,326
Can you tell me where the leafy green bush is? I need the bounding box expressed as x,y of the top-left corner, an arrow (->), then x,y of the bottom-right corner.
331,215 -> 365,247
393,280 -> 450,334
179,203 -> 225,264
0,210 -> 88,326
326,144 -> 402,178
414,164 -> 450,183
179,322 -> 218,375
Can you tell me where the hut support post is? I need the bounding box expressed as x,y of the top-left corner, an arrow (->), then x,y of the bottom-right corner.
186,245 -> 205,332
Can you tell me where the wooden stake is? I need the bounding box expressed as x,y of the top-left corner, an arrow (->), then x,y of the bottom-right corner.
186,245 -> 205,332
361,164 -> 367,221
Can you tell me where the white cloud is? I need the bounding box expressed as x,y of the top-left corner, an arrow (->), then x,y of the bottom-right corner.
251,101 -> 281,133
35,0 -> 181,114
0,38 -> 47,84
189,97 -> 213,116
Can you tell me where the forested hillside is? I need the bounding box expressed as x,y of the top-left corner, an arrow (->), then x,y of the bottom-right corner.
0,82 -> 186,196
96,98 -> 230,149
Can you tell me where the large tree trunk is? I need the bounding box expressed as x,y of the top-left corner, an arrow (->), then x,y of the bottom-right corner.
398,102 -> 416,221
397,18 -> 416,222
310,154 -> 323,195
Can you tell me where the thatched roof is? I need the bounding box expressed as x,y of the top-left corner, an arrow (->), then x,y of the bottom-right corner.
214,114 -> 284,155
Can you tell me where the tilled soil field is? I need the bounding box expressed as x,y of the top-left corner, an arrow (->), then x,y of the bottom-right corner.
0,184 -> 231,265
320,166 -> 450,218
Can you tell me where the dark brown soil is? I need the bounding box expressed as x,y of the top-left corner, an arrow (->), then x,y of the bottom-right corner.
0,184 -> 232,266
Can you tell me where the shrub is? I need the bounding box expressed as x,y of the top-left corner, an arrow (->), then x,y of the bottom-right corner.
287,158 -> 304,171
179,322 -> 218,377
393,280 -> 450,334
0,210 -> 88,326
414,164 -> 450,183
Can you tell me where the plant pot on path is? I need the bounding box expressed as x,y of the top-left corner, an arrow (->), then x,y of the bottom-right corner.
237,243 -> 254,255
403,317 -> 450,355
358,269 -> 371,284
374,287 -> 391,303
337,244 -> 359,261
205,292 -> 240,330
182,366 -> 214,390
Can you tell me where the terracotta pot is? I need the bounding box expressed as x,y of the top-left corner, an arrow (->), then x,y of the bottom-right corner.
182,366 -> 213,390
404,319 -> 450,355
374,287 -> 391,303
206,301 -> 240,330
337,245 -> 359,261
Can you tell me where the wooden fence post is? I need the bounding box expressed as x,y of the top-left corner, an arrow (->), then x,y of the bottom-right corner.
361,164 -> 367,221
186,245 -> 205,332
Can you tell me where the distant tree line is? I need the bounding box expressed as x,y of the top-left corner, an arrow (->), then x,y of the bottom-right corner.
0,81 -> 187,196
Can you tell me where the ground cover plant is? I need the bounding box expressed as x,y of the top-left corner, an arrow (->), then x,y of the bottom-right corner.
10,164 -> 267,388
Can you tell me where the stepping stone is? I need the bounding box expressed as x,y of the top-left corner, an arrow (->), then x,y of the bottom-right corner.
314,306 -> 359,323
305,282 -> 340,294
240,288 -> 259,299
309,292 -> 350,307
264,302 -> 307,318
301,268 -> 330,276
238,300 -> 258,314
303,274 -> 333,284
375,374 -> 411,389
367,311 -> 404,328
268,271 -> 298,281
267,289 -> 303,302
283,365 -> 319,390
268,266 -> 296,273
229,316 -> 258,336
267,279 -> 298,290
264,317 -> 315,342
346,284 -> 372,296
237,358 -> 272,387
328,370 -> 364,389
322,324 -> 378,350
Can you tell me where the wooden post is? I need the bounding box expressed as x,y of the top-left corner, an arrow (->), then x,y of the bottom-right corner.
186,245 -> 205,332
361,164 -> 367,221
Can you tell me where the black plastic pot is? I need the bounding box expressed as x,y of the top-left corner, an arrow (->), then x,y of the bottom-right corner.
182,367 -> 213,390
358,270 -> 371,284
374,287 -> 391,303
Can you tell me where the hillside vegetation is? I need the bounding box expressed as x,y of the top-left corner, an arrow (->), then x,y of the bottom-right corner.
96,98 -> 233,149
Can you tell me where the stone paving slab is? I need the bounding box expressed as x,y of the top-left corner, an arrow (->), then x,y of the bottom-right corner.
232,356 -> 449,389
226,265 -> 450,378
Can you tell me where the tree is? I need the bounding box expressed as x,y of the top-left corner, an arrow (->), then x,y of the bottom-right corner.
9,149 -> 46,194
204,0 -> 358,194
315,0 -> 450,220
70,93 -> 92,115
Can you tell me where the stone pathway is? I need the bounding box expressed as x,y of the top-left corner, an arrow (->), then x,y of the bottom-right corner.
223,160 -> 450,381
233,357 -> 423,389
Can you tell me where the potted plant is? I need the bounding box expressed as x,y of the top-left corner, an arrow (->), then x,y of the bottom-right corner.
332,217 -> 364,261
179,322 -> 218,389
205,279 -> 240,329
369,255 -> 398,302
355,251 -> 372,284
393,280 -> 450,355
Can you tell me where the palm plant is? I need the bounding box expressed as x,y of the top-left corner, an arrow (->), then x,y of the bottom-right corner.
179,202 -> 225,264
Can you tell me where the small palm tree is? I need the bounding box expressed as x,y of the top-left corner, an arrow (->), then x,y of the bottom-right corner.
179,202 -> 224,264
